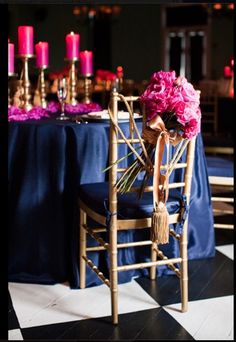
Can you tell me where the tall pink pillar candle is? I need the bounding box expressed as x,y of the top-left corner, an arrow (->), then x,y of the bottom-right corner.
18,26 -> 34,55
66,32 -> 80,59
35,42 -> 49,68
80,50 -> 93,76
8,40 -> 15,75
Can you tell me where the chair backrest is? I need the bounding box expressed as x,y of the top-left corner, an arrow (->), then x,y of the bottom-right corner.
198,80 -> 218,135
108,91 -> 196,224
204,145 -> 234,229
205,146 -> 234,186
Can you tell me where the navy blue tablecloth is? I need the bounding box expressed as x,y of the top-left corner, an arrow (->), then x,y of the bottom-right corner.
8,118 -> 215,288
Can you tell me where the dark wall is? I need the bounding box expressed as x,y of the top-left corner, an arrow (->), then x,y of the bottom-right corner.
8,4 -> 162,81
111,5 -> 162,81
211,15 -> 234,79
8,4 -> 234,82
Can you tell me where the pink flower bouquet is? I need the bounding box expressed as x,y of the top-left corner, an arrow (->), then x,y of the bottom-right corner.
107,70 -> 201,244
140,70 -> 201,139
113,70 -> 201,196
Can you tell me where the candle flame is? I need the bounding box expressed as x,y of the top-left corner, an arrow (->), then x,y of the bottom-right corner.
213,3 -> 222,10
70,31 -> 74,35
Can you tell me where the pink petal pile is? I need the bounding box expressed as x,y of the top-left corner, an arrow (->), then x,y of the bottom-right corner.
8,101 -> 102,122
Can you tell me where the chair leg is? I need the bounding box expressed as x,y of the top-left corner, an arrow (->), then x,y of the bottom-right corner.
111,276 -> 118,324
180,258 -> 188,312
79,208 -> 87,289
150,242 -> 157,280
110,224 -> 118,324
180,223 -> 188,312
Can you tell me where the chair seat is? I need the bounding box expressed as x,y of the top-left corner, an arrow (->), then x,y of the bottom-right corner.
79,182 -> 182,220
206,156 -> 233,177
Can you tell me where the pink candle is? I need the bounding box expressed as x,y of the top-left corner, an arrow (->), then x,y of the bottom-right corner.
80,50 -> 93,76
66,31 -> 80,59
35,42 -> 49,68
18,26 -> 34,55
8,40 -> 14,75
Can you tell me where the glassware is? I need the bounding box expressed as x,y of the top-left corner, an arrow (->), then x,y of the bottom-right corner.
56,77 -> 69,120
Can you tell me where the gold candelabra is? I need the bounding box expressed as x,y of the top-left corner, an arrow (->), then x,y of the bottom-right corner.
17,54 -> 34,111
36,66 -> 47,109
82,74 -> 93,104
66,57 -> 78,105
8,73 -> 18,108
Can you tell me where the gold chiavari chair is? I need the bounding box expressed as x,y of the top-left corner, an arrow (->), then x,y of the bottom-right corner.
78,92 -> 196,324
198,80 -> 219,135
205,146 -> 234,229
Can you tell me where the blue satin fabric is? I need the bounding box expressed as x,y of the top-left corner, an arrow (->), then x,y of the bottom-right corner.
79,182 -> 182,218
8,119 -> 215,288
206,156 -> 233,177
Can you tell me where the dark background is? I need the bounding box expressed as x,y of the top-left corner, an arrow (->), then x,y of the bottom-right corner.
8,4 -> 234,82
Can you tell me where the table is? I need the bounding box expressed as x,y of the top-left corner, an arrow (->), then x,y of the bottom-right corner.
8,118 -> 215,288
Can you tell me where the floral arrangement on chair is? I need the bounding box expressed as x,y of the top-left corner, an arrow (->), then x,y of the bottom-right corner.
140,70 -> 201,138
108,70 -> 201,244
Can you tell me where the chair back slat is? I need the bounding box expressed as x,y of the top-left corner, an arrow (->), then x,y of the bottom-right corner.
198,80 -> 218,135
108,92 -> 196,212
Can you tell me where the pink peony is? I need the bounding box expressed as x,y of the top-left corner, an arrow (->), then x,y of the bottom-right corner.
176,103 -> 199,125
182,118 -> 201,139
140,70 -> 201,139
178,78 -> 200,105
150,70 -> 176,88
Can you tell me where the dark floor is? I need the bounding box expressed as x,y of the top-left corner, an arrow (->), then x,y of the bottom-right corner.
8,228 -> 234,341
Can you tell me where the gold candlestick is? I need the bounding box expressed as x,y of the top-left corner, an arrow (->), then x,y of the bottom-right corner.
82,74 -> 93,104
8,85 -> 11,108
17,54 -> 34,111
65,57 -> 78,105
36,66 -> 47,109
8,73 -> 18,108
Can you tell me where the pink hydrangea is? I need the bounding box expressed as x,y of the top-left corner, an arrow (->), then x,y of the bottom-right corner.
140,70 -> 201,139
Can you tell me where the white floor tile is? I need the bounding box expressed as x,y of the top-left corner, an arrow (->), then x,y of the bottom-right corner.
9,280 -> 159,329
8,282 -> 71,325
163,296 -> 234,340
8,329 -> 23,340
215,244 -> 234,260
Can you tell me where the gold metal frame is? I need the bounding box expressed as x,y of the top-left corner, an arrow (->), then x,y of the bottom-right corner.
17,54 -> 34,111
81,75 -> 92,104
36,66 -> 47,109
78,92 -> 196,324
65,57 -> 79,105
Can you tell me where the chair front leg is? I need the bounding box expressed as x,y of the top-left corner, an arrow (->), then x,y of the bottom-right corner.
150,242 -> 157,280
79,208 -> 87,289
109,222 -> 118,324
180,221 -> 188,312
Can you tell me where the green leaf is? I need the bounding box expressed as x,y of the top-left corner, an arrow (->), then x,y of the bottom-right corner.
102,146 -> 141,173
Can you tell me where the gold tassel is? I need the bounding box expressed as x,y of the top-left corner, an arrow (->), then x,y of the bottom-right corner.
151,202 -> 169,244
